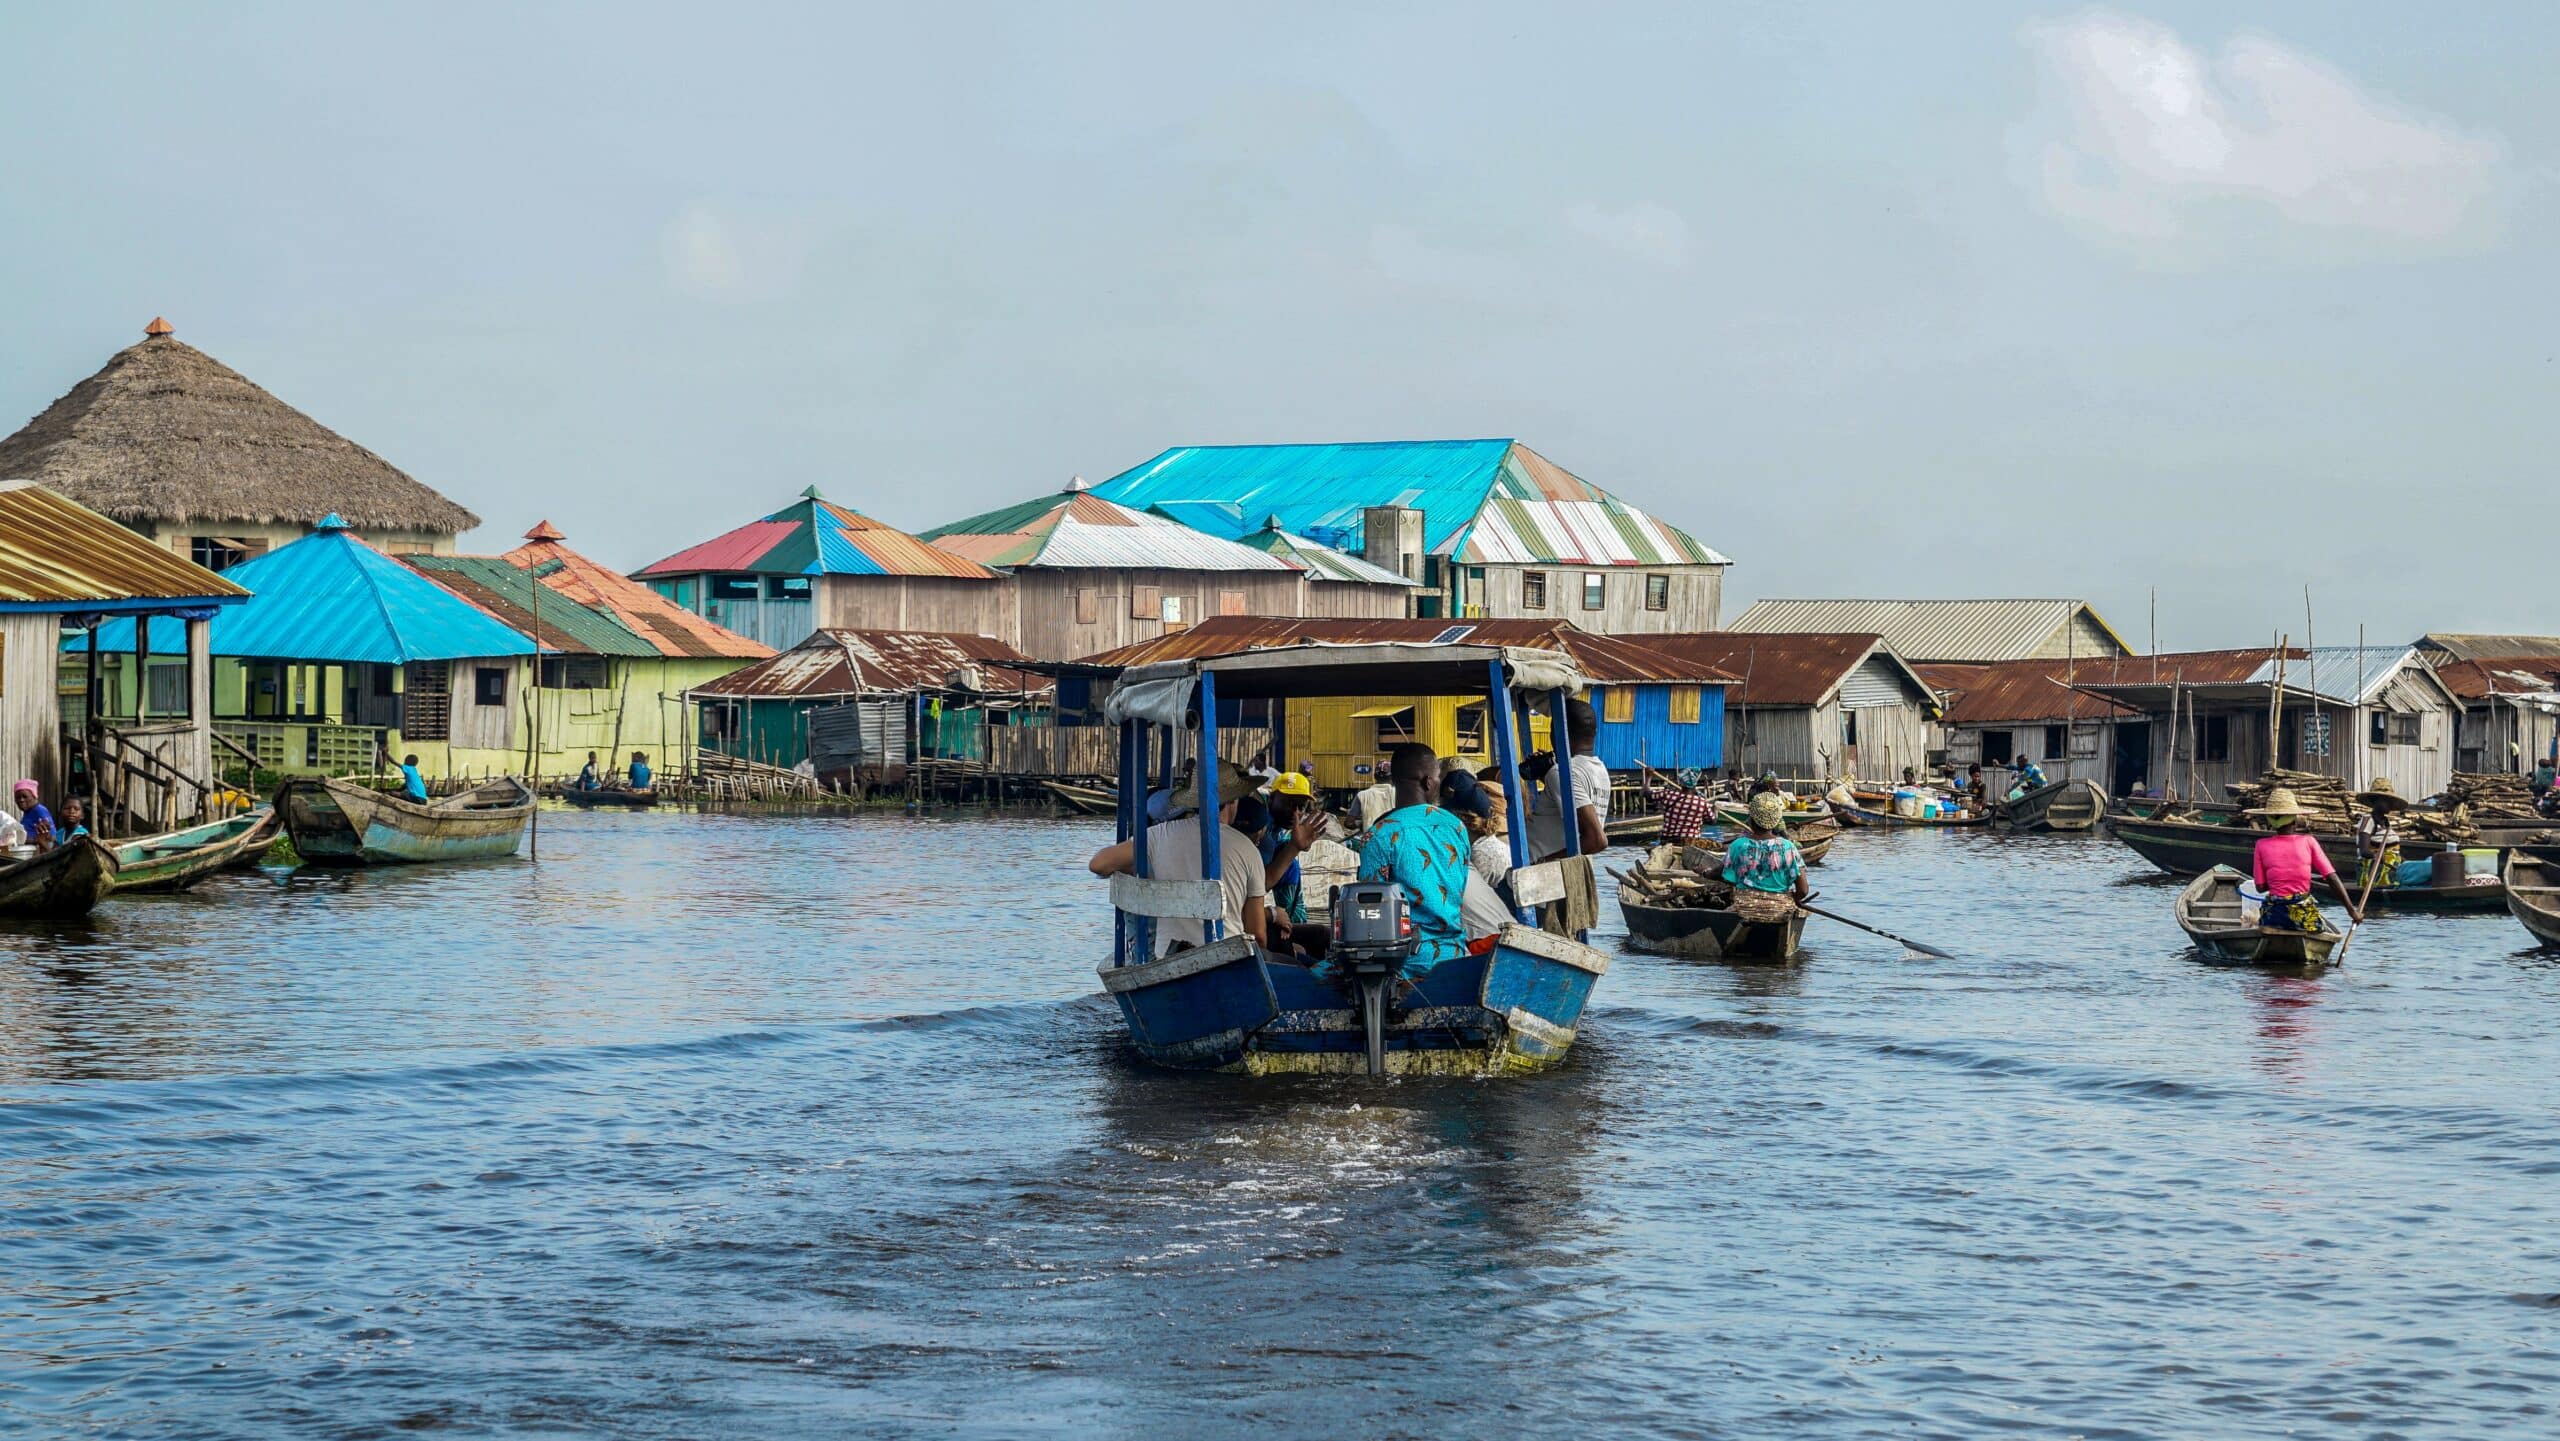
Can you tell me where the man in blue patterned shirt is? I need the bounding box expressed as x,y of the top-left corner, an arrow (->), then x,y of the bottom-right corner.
1355,743 -> 1471,971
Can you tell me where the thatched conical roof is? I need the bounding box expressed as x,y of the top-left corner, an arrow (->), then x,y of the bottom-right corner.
0,325 -> 479,536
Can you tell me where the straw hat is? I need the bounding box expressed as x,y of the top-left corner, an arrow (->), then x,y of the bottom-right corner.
2356,776 -> 2410,813
2245,787 -> 2311,818
1176,770 -> 1259,813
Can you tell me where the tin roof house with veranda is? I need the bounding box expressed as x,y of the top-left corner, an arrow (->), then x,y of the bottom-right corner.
1085,439 -> 1731,631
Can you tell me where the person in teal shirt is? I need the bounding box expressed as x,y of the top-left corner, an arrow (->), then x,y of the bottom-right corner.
1354,743 -> 1470,971
628,751 -> 653,790
397,753 -> 430,803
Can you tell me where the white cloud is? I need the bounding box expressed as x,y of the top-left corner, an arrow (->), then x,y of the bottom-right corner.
1565,201 -> 1691,267
660,203 -> 807,299
2019,11 -> 2507,264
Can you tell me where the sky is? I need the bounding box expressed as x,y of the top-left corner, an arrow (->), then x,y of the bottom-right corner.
1,2 -> 2552,650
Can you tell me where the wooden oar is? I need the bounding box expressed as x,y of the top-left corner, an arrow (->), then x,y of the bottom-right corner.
2331,852 -> 2386,966
1802,904 -> 1954,959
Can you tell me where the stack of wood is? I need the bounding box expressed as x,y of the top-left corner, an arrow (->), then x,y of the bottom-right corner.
1615,844 -> 1736,911
2444,771 -> 2542,819
2226,769 -> 2356,832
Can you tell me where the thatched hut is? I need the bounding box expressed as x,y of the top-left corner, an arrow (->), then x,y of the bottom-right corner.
0,318 -> 479,567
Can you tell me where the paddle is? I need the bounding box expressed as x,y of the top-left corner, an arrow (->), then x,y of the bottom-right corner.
1801,904 -> 1955,960
2331,850 -> 2386,966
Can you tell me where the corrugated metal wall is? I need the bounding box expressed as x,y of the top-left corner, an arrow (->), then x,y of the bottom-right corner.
1591,683 -> 1725,771
1836,655 -> 1913,708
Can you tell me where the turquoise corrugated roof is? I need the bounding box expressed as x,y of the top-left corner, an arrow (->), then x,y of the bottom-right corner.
88,520 -> 534,663
1092,440 -> 1516,554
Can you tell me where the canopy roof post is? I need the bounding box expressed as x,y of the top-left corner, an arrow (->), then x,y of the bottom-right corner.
1549,688 -> 1583,861
1197,670 -> 1223,944
1487,659 -> 1534,922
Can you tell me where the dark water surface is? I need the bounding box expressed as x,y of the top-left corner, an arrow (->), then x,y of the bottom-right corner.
5,811 -> 2558,1438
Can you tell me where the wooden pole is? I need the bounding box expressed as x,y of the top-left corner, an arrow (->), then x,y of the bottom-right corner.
2304,586 -> 2320,779
85,623 -> 104,833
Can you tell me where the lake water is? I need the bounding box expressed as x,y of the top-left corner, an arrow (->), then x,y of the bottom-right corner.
4,811 -> 2558,1438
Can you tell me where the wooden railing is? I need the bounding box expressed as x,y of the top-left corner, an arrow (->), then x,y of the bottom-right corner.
62,723 -> 240,838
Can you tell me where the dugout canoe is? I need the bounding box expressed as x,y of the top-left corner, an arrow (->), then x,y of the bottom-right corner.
277,776 -> 533,866
1042,780 -> 1119,816
560,786 -> 658,810
2503,854 -> 2560,948
2116,816 -> 2507,910
0,837 -> 120,919
1618,891 -> 1805,962
2174,865 -> 2340,967
110,809 -> 283,894
2003,778 -> 2107,832
1835,801 -> 1991,828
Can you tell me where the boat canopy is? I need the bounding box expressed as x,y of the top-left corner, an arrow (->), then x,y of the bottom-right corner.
1104,640 -> 1586,728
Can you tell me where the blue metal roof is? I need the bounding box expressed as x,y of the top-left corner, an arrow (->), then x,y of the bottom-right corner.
1091,440 -> 1516,554
87,522 -> 535,663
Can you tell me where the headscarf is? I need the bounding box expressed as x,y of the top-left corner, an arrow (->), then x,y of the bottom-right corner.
11,781 -> 35,798
1675,767 -> 1702,788
1747,792 -> 1787,833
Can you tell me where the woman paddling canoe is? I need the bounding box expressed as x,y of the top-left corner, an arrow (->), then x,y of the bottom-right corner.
2248,788 -> 2363,933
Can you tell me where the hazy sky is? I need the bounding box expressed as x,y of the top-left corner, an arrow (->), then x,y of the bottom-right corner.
3,3 -> 2551,649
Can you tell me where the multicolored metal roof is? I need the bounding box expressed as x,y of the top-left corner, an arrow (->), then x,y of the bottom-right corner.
0,482 -> 248,611
404,554 -> 663,658
688,628 -> 1047,699
503,524 -> 771,660
635,488 -> 1000,582
1064,616 -> 1738,685
87,517 -> 533,663
921,483 -> 1296,573
1087,440 -> 1727,568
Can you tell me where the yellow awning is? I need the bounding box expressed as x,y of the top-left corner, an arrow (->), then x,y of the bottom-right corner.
1350,703 -> 1414,719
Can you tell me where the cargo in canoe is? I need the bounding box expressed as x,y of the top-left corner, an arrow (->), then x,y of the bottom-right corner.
2175,866 -> 2340,967
1618,891 -> 1805,962
0,836 -> 120,919
277,777 -> 534,866
110,809 -> 283,894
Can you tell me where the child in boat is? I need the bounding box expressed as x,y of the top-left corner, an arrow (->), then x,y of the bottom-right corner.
628,752 -> 653,790
1724,793 -> 1812,923
2248,789 -> 2363,931
575,752 -> 602,791
56,797 -> 87,839
13,781 -> 58,852
398,755 -> 430,803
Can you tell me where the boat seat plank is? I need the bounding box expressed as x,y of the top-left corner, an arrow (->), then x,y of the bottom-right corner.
1108,874 -> 1227,921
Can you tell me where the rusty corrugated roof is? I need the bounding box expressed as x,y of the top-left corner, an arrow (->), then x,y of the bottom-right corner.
2075,647 -> 2309,693
1916,660 -> 2141,725
0,482 -> 249,607
2433,657 -> 2560,701
1067,616 -> 1737,685
1632,632 -> 1928,708
688,628 -> 1048,699
503,530 -> 771,660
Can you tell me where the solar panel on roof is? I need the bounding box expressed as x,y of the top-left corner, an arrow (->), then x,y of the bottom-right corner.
1430,625 -> 1475,644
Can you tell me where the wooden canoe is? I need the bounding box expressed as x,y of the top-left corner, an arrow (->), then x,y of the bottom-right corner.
110,809 -> 283,894
2003,779 -> 2107,832
2175,866 -> 2340,967
1042,780 -> 1119,816
560,786 -> 658,809
277,776 -> 533,866
1836,801 -> 1991,828
2503,854 -> 2560,948
1605,812 -> 1663,845
0,836 -> 120,919
1618,890 -> 1805,962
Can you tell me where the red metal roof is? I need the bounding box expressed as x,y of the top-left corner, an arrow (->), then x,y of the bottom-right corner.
1067,615 -> 1737,685
502,532 -> 772,660
689,628 -> 1047,699
2432,657 -> 2560,701
1917,660 -> 2140,725
1630,632 -> 1914,708
639,520 -> 795,577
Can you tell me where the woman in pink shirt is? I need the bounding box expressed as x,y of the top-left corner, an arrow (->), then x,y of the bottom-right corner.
2247,788 -> 2362,932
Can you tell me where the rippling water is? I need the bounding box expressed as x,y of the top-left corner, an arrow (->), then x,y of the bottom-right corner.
5,811 -> 2558,1438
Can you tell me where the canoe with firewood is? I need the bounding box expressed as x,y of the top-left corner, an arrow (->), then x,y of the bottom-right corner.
1613,848 -> 1805,962
277,777 -> 534,866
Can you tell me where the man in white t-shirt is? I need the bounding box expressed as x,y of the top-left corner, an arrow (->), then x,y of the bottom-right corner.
1523,697 -> 1611,862
1087,770 -> 1268,955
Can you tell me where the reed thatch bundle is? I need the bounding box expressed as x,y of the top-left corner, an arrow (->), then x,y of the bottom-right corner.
0,326 -> 478,535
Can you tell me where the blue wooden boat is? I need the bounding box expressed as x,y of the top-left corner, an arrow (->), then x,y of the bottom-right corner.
1095,638 -> 1611,1076
276,776 -> 533,866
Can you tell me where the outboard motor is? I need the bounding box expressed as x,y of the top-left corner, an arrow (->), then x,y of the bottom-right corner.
1328,883 -> 1418,1077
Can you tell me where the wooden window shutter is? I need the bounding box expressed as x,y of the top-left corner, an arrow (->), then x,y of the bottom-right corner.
1218,590 -> 1247,617
1602,687 -> 1634,723
1669,685 -> 1701,724
1075,589 -> 1097,624
1131,584 -> 1161,620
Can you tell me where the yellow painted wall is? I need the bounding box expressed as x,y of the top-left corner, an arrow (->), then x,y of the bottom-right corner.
1283,695 -> 1552,790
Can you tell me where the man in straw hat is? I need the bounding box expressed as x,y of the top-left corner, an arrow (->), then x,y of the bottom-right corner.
2353,777 -> 2407,892
2246,787 -> 2363,933
1088,767 -> 1268,956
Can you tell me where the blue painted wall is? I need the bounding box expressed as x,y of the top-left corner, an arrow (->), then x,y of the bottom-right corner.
1591,683 -> 1726,772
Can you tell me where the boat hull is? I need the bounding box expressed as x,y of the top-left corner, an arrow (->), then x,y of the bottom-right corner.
2504,855 -> 2560,947
1619,895 -> 1803,962
111,810 -> 282,894
561,787 -> 657,809
2175,866 -> 2340,967
278,778 -> 532,866
1098,925 -> 1607,1075
1837,803 -> 1990,828
1043,781 -> 1119,816
0,837 -> 120,919
2005,779 -> 2106,832
2115,817 -> 2507,909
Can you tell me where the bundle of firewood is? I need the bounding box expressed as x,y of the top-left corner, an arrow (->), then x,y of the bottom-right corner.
1615,846 -> 1736,910
2445,771 -> 2542,819
2227,769 -> 2356,832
